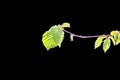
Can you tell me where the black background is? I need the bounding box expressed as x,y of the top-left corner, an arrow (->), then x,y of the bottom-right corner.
1,1 -> 119,78
17,2 -> 120,69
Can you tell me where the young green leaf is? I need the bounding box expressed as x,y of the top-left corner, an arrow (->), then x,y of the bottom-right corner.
70,34 -> 74,41
110,30 -> 120,45
116,33 -> 120,45
94,35 -> 106,49
108,36 -> 115,46
42,25 -> 64,50
61,22 -> 70,28
110,31 -> 118,40
103,38 -> 111,53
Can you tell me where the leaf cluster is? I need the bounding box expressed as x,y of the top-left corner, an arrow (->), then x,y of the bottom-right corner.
42,23 -> 120,53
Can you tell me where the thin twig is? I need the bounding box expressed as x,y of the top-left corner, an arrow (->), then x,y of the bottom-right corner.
62,29 -> 109,38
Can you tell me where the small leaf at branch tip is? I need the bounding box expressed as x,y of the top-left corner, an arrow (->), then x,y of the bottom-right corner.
116,33 -> 120,45
110,30 -> 120,45
110,30 -> 119,36
61,22 -> 70,28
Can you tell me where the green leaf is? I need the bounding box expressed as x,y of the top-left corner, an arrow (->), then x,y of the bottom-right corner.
111,30 -> 118,41
70,34 -> 74,41
94,35 -> 106,49
116,33 -> 120,45
103,38 -> 111,53
110,30 -> 120,45
42,25 -> 64,50
61,22 -> 70,28
108,36 -> 115,46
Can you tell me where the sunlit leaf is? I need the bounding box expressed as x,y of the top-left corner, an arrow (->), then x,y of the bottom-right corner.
108,36 -> 115,46
110,30 -> 120,45
61,22 -> 70,28
94,35 -> 106,49
42,25 -> 64,50
116,33 -> 120,45
103,38 -> 111,53
111,30 -> 118,41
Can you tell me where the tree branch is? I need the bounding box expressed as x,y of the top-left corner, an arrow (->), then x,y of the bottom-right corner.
62,29 -> 110,38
